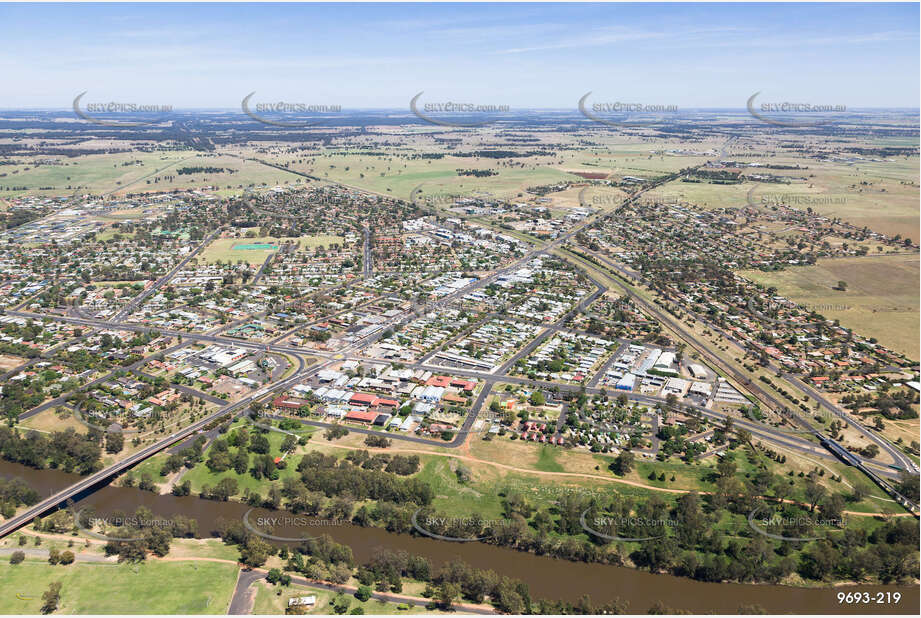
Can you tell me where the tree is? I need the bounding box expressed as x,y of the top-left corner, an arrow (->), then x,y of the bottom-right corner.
895,472 -> 920,503
249,433 -> 270,454
354,585 -> 372,602
804,477 -> 827,513
436,582 -> 461,609
239,536 -> 271,568
332,594 -> 352,614
41,582 -> 62,614
138,473 -> 156,493
59,550 -> 75,565
850,482 -> 871,502
145,527 -> 171,557
716,454 -> 737,479
9,550 -> 25,564
232,449 -> 249,475
104,539 -> 147,563
281,434 -> 298,453
799,540 -> 839,581
208,478 -> 239,501
172,480 -> 191,497
324,425 -> 349,441
820,493 -> 846,522
529,391 -> 545,406
609,450 -> 635,476
364,435 -> 391,448
105,431 -> 124,454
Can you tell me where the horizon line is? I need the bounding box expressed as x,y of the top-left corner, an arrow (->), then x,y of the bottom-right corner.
2,106 -> 919,112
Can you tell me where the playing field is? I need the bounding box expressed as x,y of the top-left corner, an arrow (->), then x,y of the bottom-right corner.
0,559 -> 238,614
200,235 -> 344,264
739,254 -> 920,359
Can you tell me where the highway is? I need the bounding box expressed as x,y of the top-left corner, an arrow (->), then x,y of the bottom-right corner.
2,157 -> 915,539
4,268 -> 910,485
4,287 -> 910,485
583,247 -> 916,474
565,249 -> 916,509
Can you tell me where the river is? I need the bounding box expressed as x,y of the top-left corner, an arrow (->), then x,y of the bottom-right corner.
1,461 -> 917,614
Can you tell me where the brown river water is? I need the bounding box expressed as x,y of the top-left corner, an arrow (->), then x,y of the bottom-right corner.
2,461 -> 917,614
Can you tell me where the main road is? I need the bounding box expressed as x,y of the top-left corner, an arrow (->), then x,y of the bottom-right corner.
0,353 -> 316,539
111,227 -> 222,322
583,247 -> 916,474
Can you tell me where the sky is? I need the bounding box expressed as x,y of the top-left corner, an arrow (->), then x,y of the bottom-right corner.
0,2 -> 918,109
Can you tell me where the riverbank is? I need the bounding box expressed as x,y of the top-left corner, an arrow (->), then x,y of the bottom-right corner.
2,458 -> 919,614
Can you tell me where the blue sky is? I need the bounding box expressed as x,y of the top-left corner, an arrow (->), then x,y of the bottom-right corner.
1,2 -> 918,109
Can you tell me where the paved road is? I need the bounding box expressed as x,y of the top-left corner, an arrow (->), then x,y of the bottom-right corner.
588,341 -> 628,388
112,227 -> 222,322
11,304 -> 903,475
228,567 -> 497,615
250,252 -> 275,286
5,307 -> 906,481
0,336 -> 78,381
587,248 -> 916,474
18,342 -> 190,423
0,353 -> 315,540
228,568 -> 264,615
133,369 -> 229,406
2,156 -> 914,540
362,224 -> 372,279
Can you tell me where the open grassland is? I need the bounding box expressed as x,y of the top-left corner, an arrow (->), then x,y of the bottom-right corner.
0,150 -> 311,198
165,538 -> 243,561
200,234 -> 344,265
311,153 -> 579,202
781,153 -> 920,241
879,417 -> 921,455
739,254 -> 920,359
645,178 -> 753,209
562,143 -> 713,180
227,143 -> 577,201
119,153 -> 310,196
287,409 -> 901,514
93,229 -> 137,242
646,151 -> 920,241
0,559 -> 238,614
234,136 -> 720,206
18,407 -> 87,435
0,151 -> 191,198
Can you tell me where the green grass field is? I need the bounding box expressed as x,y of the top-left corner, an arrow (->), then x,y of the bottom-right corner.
200,235 -> 344,265
739,254 -> 920,359
236,146 -> 581,202
534,445 -> 565,472
181,421 -> 306,495
0,559 -> 238,614
416,457 -> 504,519
0,150 -> 311,198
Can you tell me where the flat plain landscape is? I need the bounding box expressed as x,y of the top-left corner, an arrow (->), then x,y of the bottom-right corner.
740,254 -> 920,358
